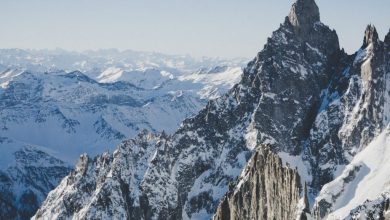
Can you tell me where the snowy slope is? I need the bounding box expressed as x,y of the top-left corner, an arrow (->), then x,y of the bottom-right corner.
315,127 -> 390,219
0,60 -> 243,164
0,137 -> 72,219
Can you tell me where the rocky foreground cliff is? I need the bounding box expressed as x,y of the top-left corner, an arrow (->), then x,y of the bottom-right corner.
33,0 -> 390,219
213,146 -> 305,220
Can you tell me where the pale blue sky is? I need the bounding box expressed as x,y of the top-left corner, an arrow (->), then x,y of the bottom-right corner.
0,0 -> 389,58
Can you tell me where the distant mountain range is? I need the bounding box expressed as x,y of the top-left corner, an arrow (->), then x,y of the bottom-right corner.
0,48 -> 246,77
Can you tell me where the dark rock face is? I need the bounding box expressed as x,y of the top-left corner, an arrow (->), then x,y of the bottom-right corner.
385,29 -> 390,45
363,25 -> 380,48
288,0 -> 320,38
212,147 -> 301,220
0,171 -> 17,220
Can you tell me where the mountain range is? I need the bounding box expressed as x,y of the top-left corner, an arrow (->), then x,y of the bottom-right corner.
2,0 -> 390,219
0,49 -> 245,219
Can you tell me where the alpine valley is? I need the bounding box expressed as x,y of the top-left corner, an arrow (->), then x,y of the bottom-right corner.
3,0 -> 390,219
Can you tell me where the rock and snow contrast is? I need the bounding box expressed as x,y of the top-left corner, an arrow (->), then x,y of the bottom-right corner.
0,142 -> 72,220
0,50 -> 245,219
0,66 -> 243,162
213,146 -> 304,220
314,128 -> 390,219
3,0 -> 390,219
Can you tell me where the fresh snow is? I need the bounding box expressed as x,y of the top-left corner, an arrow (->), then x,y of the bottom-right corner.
317,127 -> 390,219
244,127 -> 258,150
0,50 -> 245,166
278,152 -> 312,189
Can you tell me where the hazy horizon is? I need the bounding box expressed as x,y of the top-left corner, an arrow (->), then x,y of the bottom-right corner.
1,0 -> 389,59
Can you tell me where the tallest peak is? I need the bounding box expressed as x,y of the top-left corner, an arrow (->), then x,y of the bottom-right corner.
288,0 -> 320,29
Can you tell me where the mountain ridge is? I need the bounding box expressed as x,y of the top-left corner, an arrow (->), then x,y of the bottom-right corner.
0,51 -> 244,219
21,0 -> 390,219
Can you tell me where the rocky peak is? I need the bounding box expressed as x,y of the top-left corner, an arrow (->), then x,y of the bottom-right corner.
303,182 -> 310,213
288,0 -> 320,31
212,146 -> 301,220
75,154 -> 89,176
363,25 -> 379,48
284,0 -> 339,55
385,29 -> 390,45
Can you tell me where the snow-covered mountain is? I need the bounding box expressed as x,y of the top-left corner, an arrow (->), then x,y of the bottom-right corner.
0,48 -> 246,80
0,143 -> 72,220
0,50 -> 245,219
32,0 -> 390,219
0,67 -> 242,162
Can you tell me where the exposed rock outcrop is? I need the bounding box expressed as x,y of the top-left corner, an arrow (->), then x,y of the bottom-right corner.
212,147 -> 301,220
303,23 -> 390,199
288,0 -> 320,37
345,195 -> 390,220
385,29 -> 390,46
363,25 -> 380,48
33,130 -> 160,220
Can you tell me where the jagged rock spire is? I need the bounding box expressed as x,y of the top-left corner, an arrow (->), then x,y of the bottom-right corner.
363,25 -> 379,47
385,29 -> 390,45
299,182 -> 311,220
288,0 -> 320,29
303,182 -> 310,213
